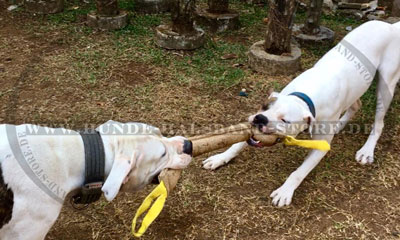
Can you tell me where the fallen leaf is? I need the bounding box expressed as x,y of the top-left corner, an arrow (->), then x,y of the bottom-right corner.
232,63 -> 244,68
221,53 -> 238,60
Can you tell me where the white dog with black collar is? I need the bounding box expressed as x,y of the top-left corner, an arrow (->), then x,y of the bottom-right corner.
0,121 -> 192,240
203,20 -> 400,207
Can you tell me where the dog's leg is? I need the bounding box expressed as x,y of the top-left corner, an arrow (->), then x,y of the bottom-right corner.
270,134 -> 334,207
0,196 -> 62,240
356,76 -> 398,164
203,142 -> 247,170
336,99 -> 362,132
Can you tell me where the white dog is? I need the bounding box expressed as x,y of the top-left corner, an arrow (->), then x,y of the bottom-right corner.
0,121 -> 192,240
203,20 -> 400,207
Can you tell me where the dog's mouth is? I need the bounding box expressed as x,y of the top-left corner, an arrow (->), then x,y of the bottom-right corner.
247,136 -> 265,148
151,171 -> 161,185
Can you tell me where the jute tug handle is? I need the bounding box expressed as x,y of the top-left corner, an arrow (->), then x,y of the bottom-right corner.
159,122 -> 278,193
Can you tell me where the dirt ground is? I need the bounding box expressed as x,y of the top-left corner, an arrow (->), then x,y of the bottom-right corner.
0,0 -> 399,239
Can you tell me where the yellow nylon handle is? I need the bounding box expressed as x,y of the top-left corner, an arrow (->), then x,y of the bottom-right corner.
283,136 -> 331,151
132,181 -> 168,238
131,136 -> 330,238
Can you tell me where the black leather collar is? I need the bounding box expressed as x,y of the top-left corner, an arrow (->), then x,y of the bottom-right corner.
289,92 -> 316,118
72,130 -> 105,205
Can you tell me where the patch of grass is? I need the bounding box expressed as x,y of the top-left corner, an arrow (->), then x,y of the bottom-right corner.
70,48 -> 109,85
172,40 -> 247,86
114,14 -> 164,37
360,78 -> 378,121
47,1 -> 95,25
203,66 -> 245,85
322,14 -> 361,28
238,3 -> 268,28
119,0 -> 136,11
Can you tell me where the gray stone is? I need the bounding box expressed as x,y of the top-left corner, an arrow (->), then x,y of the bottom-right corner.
248,40 -> 301,75
293,24 -> 335,46
155,24 -> 206,50
7,5 -> 18,11
366,10 -> 386,20
195,8 -> 240,33
87,10 -> 128,30
25,0 -> 64,14
323,0 -> 337,13
135,0 -> 170,14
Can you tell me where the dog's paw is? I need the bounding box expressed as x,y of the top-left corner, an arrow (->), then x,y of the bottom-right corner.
270,185 -> 295,207
202,154 -> 227,170
356,147 -> 374,165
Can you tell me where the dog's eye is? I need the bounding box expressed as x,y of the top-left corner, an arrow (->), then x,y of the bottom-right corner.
281,118 -> 290,124
161,150 -> 167,158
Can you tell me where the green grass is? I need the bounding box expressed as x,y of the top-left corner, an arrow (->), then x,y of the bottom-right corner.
38,0 -> 369,92
119,0 -> 136,11
47,0 -> 95,24
238,2 -> 268,29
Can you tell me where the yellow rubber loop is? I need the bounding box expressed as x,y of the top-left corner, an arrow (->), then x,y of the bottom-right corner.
132,181 -> 168,238
283,136 -> 331,151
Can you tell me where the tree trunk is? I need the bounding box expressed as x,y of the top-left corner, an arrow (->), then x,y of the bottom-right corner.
171,0 -> 197,34
393,0 -> 400,16
96,0 -> 119,16
264,0 -> 298,55
208,0 -> 229,13
302,0 -> 323,34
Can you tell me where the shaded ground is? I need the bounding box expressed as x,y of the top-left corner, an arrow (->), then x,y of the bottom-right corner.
1,0 -> 399,239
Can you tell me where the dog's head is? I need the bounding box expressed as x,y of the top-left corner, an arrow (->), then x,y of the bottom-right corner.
98,121 -> 192,201
248,90 -> 314,138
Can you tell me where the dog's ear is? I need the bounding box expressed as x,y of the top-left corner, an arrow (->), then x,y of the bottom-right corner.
102,152 -> 138,201
261,90 -> 279,110
267,88 -> 275,96
268,92 -> 279,99
267,87 -> 279,100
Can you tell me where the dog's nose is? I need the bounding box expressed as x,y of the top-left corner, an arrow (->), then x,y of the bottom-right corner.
253,114 -> 269,126
182,140 -> 193,156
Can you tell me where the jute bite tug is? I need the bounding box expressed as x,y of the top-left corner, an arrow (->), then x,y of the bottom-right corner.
132,122 -> 329,237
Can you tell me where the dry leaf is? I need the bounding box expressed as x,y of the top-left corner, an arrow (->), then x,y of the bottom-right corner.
221,53 -> 238,60
232,63 -> 244,68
